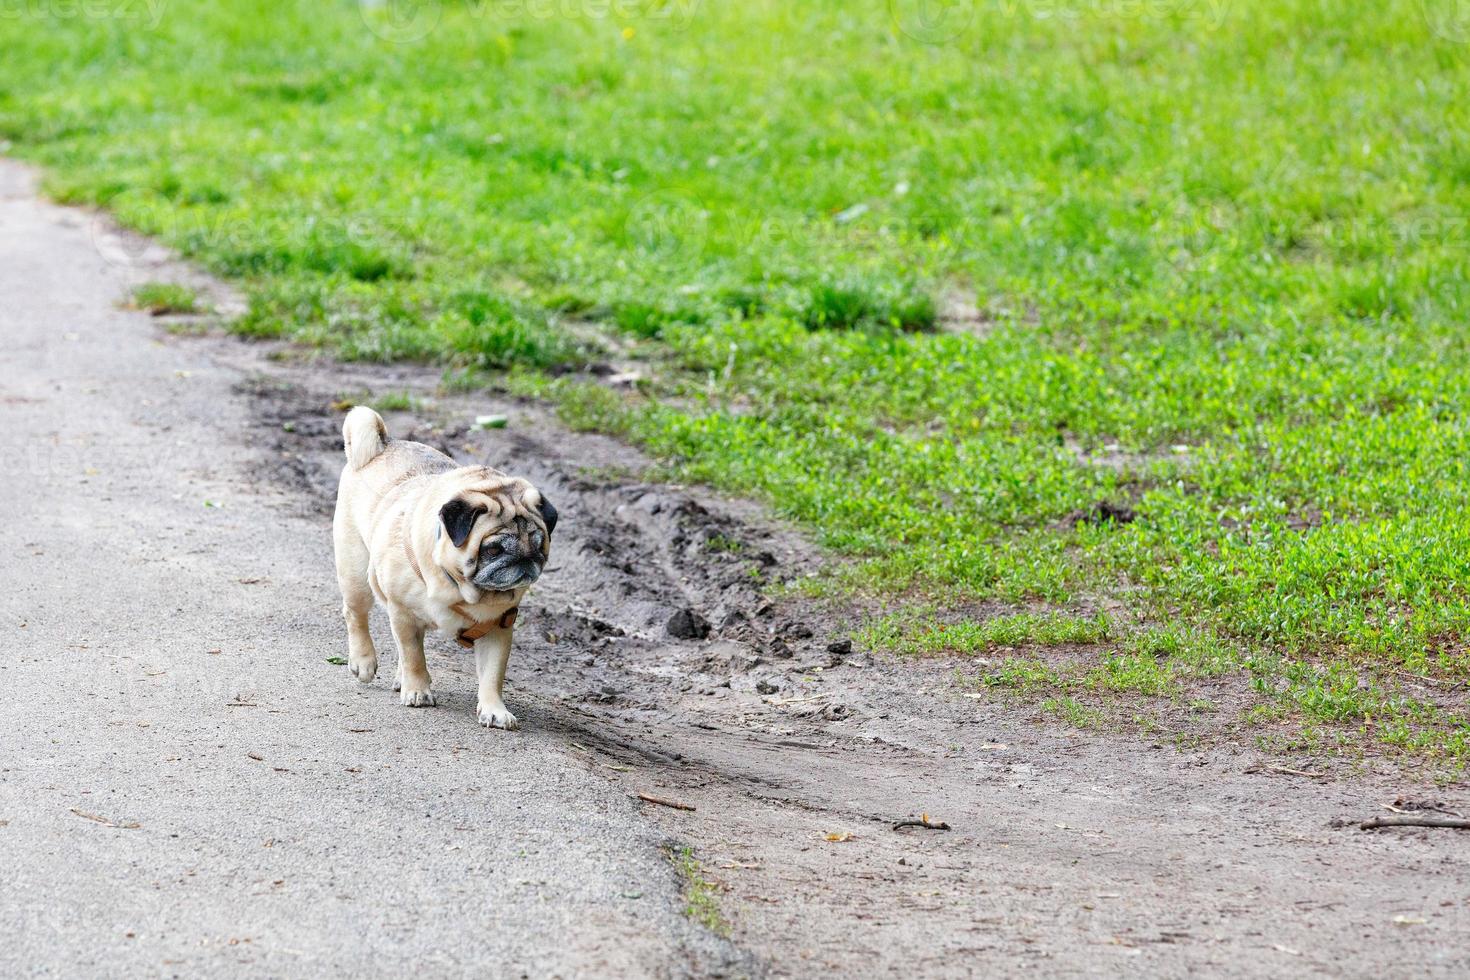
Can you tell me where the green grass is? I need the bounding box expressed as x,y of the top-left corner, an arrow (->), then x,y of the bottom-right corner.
3,0 -> 1470,761
128,281 -> 202,315
861,609 -> 1111,654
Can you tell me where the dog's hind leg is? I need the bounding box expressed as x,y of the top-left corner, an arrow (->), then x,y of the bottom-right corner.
390,606 -> 435,707
333,521 -> 378,684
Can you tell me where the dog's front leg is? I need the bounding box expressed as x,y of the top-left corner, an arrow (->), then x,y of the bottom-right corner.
475,625 -> 518,730
389,607 -> 435,707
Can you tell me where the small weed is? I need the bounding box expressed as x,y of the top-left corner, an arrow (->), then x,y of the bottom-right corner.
370,391 -> 421,413
128,282 -> 202,315
982,657 -> 1067,692
666,846 -> 728,937
1042,697 -> 1106,730
332,390 -> 422,413
705,533 -> 743,554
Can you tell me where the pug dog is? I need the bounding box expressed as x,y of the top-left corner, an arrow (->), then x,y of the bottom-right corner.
332,406 -> 556,730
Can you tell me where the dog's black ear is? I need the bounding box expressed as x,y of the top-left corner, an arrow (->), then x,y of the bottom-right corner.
536,495 -> 558,536
439,496 -> 484,548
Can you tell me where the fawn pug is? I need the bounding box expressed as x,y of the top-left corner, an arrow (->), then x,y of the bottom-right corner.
332,406 -> 556,729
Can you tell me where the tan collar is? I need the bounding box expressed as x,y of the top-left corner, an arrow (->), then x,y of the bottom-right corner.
451,604 -> 519,648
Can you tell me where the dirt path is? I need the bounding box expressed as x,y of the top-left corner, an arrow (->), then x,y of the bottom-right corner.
4,157 -> 1470,977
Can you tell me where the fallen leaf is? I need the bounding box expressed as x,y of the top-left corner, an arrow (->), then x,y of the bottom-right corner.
326,656 -> 347,665
825,831 -> 853,842
246,752 -> 264,762
1393,915 -> 1427,926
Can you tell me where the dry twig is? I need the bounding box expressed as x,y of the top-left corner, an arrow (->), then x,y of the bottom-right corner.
70,808 -> 140,829
1247,763 -> 1326,780
893,817 -> 951,831
635,792 -> 696,812
1361,815 -> 1470,831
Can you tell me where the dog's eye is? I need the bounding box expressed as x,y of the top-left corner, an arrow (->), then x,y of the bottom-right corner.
483,542 -> 503,557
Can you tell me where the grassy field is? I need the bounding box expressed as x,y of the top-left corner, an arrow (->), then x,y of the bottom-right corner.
5,0 -> 1470,764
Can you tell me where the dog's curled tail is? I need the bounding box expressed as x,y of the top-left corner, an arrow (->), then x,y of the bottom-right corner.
342,406 -> 388,470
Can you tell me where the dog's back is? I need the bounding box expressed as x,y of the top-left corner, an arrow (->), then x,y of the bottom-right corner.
337,406 -> 456,539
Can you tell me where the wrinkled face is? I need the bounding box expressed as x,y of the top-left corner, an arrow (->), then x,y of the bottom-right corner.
437,479 -> 557,594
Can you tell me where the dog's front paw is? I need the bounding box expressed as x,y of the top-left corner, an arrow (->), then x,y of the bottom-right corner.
348,652 -> 377,684
400,685 -> 437,708
478,703 -> 519,731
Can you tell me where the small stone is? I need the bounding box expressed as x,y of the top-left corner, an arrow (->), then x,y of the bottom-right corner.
667,608 -> 711,640
782,622 -> 814,640
768,638 -> 794,659
827,638 -> 853,656
756,679 -> 780,695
